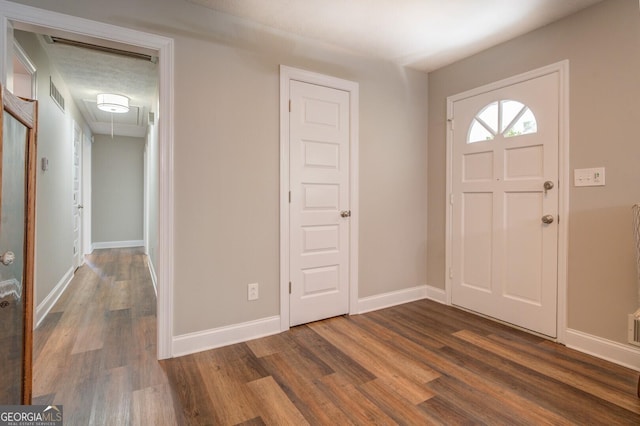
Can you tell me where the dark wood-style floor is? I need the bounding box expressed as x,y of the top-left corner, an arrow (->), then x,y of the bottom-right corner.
34,249 -> 640,425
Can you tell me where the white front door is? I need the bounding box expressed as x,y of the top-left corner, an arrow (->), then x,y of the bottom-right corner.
289,80 -> 351,326
72,121 -> 83,269
450,72 -> 559,337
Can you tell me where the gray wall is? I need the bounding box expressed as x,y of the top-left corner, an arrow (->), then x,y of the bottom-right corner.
92,135 -> 145,244
428,0 -> 640,345
13,30 -> 92,306
9,0 -> 429,335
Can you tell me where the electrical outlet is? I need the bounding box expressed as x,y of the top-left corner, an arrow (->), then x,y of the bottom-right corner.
248,283 -> 259,301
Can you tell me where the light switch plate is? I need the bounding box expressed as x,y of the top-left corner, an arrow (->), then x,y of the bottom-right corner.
574,167 -> 605,187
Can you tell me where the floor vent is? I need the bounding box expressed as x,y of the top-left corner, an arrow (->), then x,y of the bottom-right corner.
49,77 -> 65,112
628,312 -> 640,347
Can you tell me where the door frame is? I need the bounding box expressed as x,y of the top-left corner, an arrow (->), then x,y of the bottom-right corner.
0,0 -> 175,359
445,61 -> 569,343
279,65 -> 359,331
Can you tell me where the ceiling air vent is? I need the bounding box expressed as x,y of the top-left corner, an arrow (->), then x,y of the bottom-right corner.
49,77 -> 65,112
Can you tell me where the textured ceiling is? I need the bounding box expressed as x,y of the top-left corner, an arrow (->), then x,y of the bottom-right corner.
34,33 -> 158,138
188,0 -> 602,71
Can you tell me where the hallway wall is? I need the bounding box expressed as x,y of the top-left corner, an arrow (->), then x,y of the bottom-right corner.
92,135 -> 145,246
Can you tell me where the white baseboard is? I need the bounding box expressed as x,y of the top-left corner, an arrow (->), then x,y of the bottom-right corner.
92,240 -> 144,250
565,328 -> 640,372
357,285 -> 427,314
35,267 -> 74,328
147,257 -> 158,297
425,285 -> 447,304
172,315 -> 281,357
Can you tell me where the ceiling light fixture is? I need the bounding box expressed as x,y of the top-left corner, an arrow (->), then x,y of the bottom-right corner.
96,93 -> 130,113
96,93 -> 130,138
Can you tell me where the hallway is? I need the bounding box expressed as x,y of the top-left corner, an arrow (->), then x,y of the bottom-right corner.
32,248 -> 177,425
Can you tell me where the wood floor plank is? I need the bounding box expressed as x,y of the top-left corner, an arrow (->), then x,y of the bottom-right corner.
246,376 -> 309,425
358,378 -> 440,425
193,350 -> 261,425
316,373 -> 396,425
131,383 -> 179,426
89,366 -> 132,426
246,332 -> 296,358
288,325 -> 376,385
258,351 -> 353,425
309,317 -> 439,403
108,280 -> 132,311
438,344 -> 639,425
455,329 -> 640,415
162,354 -> 220,424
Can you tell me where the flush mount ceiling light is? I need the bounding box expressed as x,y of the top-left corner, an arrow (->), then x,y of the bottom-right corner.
96,93 -> 129,113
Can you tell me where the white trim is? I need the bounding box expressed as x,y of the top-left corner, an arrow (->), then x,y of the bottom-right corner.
357,285 -> 427,314
35,267 -> 73,328
92,240 -> 144,250
445,61 -> 570,343
565,328 -> 640,372
13,38 -> 37,98
425,285 -> 447,304
0,0 -> 175,359
147,255 -> 158,297
279,65 -> 359,331
172,316 -> 281,357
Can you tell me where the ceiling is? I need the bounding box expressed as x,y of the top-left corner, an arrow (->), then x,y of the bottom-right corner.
22,32 -> 159,138
19,0 -> 601,138
187,0 -> 602,71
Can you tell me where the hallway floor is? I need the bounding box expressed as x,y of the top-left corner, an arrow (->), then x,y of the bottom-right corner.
33,248 -> 177,425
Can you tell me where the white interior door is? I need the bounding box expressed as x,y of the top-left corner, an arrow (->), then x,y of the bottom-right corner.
451,73 -> 559,337
72,121 -> 83,269
289,80 -> 350,326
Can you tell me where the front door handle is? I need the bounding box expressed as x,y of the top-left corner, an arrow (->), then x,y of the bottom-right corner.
340,210 -> 351,218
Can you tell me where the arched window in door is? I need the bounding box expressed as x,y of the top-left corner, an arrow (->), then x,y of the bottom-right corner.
468,100 -> 537,143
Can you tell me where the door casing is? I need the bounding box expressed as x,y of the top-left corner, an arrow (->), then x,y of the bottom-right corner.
445,61 -> 569,343
279,65 -> 359,331
0,0 -> 175,359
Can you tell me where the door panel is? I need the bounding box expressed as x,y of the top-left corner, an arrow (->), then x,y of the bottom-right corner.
290,80 -> 350,326
451,73 -> 559,337
0,86 -> 37,404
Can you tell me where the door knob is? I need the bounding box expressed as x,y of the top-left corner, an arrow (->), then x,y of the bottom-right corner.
544,181 -> 554,195
340,210 -> 351,218
541,215 -> 554,224
0,251 -> 15,266
78,204 -> 84,209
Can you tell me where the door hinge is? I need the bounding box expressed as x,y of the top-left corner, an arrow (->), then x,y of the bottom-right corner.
289,99 -> 292,112
289,191 -> 291,203
289,281 -> 292,294
449,267 -> 453,279
449,194 -> 454,205
448,118 -> 454,130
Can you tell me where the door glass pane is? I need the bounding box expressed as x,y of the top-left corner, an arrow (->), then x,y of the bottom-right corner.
468,119 -> 494,143
504,107 -> 537,137
0,110 -> 27,404
500,100 -> 526,133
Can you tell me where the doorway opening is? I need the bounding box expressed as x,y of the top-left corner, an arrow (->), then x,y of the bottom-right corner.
0,2 -> 175,361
